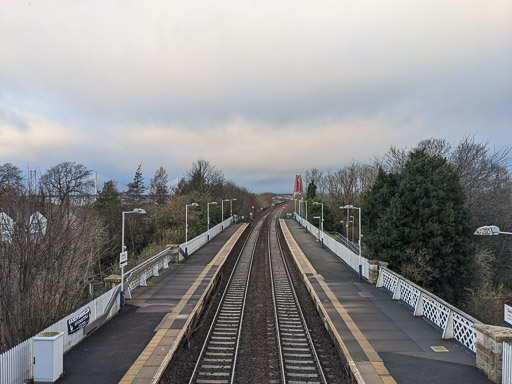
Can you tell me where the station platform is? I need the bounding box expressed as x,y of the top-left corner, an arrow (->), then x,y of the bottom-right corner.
57,223 -> 247,384
280,218 -> 491,384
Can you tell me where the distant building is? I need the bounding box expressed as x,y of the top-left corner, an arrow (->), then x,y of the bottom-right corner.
0,211 -> 14,242
30,211 -> 48,238
0,211 -> 47,243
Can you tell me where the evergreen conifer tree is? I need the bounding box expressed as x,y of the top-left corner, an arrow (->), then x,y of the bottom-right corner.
126,164 -> 146,201
362,150 -> 475,304
306,181 -> 317,200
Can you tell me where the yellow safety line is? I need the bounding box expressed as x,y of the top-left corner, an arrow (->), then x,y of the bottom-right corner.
281,223 -> 318,275
119,224 -> 248,383
280,219 -> 397,384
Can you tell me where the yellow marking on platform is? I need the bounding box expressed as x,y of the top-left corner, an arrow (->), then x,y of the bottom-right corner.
119,224 -> 248,384
280,219 -> 397,384
280,221 -> 317,275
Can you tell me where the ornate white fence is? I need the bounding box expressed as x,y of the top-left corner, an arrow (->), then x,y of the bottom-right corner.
295,214 -> 369,279
504,342 -> 512,384
377,266 -> 477,354
0,217 -> 233,384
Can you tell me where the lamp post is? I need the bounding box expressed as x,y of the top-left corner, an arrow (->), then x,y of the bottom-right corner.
304,199 -> 308,232
221,199 -> 229,230
343,205 -> 352,240
294,199 -> 298,218
341,205 -> 362,280
475,226 -> 512,236
299,199 -> 303,227
121,208 -> 146,312
313,201 -> 324,248
230,198 -> 237,219
339,221 -> 349,246
207,202 -> 217,241
185,203 -> 199,258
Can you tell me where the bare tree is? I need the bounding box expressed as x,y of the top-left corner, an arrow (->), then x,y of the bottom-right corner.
39,162 -> 94,203
378,145 -> 410,173
416,138 -> 452,158
378,138 -> 451,173
0,194 -> 105,351
304,168 -> 326,196
324,161 -> 378,207
177,159 -> 224,195
450,135 -> 512,288
0,163 -> 24,194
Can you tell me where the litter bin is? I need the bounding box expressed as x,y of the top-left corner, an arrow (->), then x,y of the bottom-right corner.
33,332 -> 64,382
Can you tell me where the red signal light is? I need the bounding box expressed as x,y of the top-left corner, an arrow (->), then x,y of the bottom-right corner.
251,205 -> 255,210
282,206 -> 285,210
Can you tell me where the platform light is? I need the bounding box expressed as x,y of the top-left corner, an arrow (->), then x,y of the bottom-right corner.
474,225 -> 512,236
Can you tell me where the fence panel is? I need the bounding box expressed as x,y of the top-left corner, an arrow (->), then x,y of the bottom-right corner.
180,217 -> 232,258
504,342 -> 512,384
376,266 -> 477,354
0,339 -> 31,384
295,214 -> 370,279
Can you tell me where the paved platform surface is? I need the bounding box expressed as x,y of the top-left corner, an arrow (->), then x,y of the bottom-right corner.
281,218 -> 491,384
57,224 -> 245,384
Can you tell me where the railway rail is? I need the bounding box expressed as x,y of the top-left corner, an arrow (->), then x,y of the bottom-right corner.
188,216 -> 265,383
269,213 -> 327,384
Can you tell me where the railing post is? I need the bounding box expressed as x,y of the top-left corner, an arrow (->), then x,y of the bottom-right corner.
140,273 -> 147,287
124,286 -> 132,299
392,279 -> 401,300
376,267 -> 384,288
163,257 -> 169,269
414,292 -> 424,317
153,265 -> 159,277
442,310 -> 454,339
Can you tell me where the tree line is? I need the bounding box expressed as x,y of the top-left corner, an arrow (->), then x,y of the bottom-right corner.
0,159 -> 265,351
301,136 -> 512,322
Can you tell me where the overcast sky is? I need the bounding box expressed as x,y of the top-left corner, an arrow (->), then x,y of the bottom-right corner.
1,0 -> 511,193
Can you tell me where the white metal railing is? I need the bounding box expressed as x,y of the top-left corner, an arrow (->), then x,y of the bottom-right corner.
294,214 -> 369,279
0,217 -> 233,384
123,246 -> 173,300
332,231 -> 360,254
377,266 -> 478,354
504,342 -> 512,384
180,217 -> 232,258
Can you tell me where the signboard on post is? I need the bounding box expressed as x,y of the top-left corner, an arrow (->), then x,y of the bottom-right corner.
505,304 -> 512,328
119,251 -> 128,268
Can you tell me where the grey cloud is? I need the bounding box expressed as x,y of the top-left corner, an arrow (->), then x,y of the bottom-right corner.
1,0 -> 511,192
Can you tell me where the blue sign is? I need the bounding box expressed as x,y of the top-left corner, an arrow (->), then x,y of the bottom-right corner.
505,304 -> 512,328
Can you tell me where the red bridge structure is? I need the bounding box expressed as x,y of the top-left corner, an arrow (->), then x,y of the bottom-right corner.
293,174 -> 303,198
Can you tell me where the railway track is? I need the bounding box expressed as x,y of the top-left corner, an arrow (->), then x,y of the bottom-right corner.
187,208 -> 327,384
188,216 -> 266,383
269,212 -> 327,384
